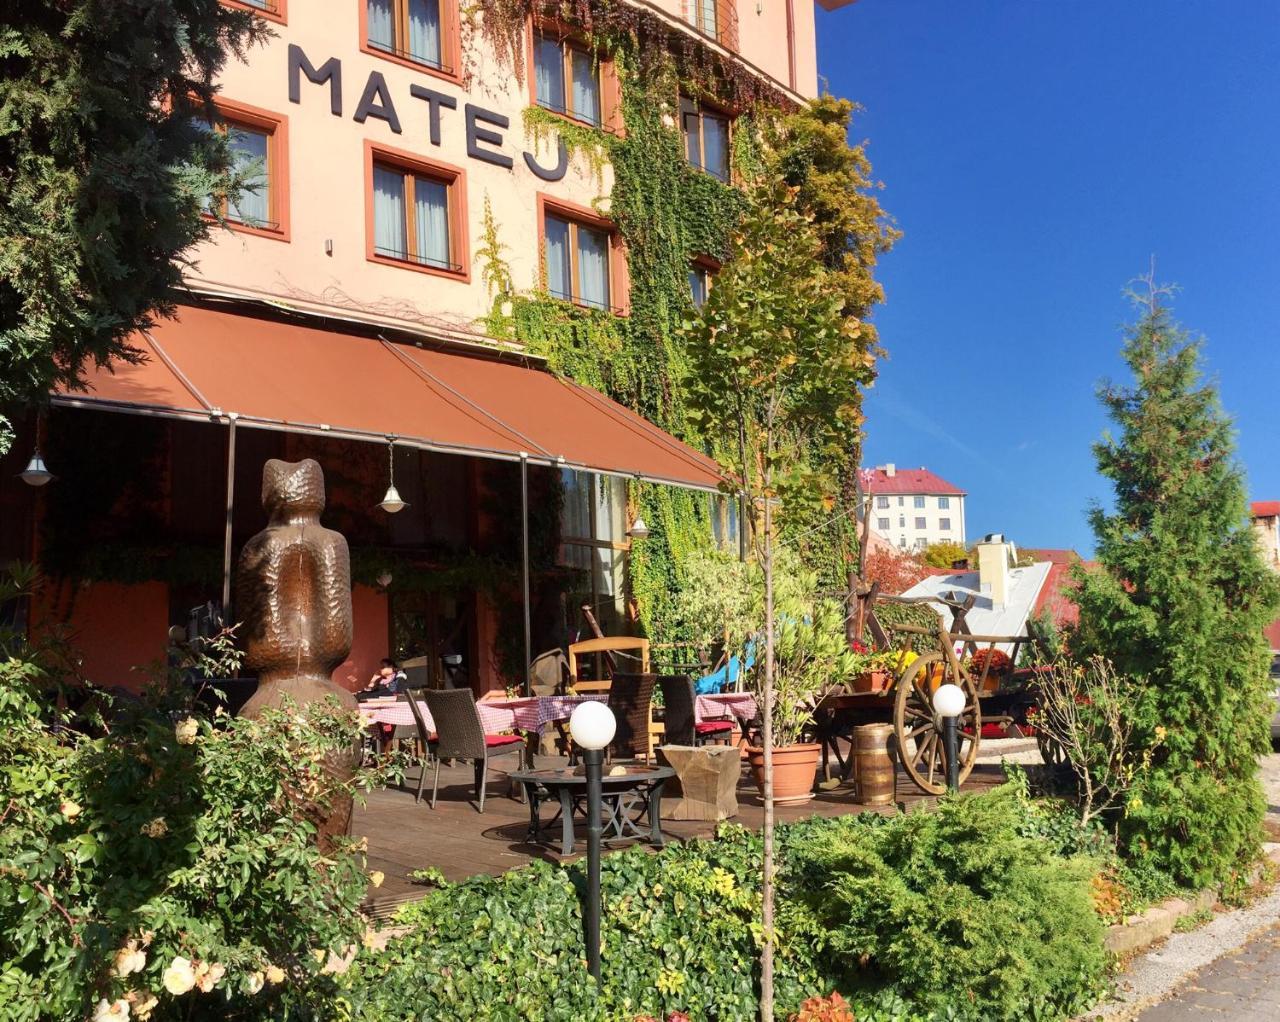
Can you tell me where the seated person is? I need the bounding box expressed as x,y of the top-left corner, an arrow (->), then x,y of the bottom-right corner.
358,658 -> 407,700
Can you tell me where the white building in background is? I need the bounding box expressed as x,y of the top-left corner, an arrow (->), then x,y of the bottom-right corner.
862,463 -> 966,553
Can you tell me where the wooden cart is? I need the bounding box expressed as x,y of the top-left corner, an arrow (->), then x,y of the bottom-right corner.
814,588 -> 1041,795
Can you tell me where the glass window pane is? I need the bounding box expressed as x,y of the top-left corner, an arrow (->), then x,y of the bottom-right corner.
534,35 -> 565,111
594,546 -> 624,599
697,0 -> 718,34
545,215 -> 572,301
367,0 -> 394,50
413,175 -> 450,268
576,225 -> 610,309
570,48 -> 601,126
915,517 -> 926,529
940,518 -> 951,531
595,475 -> 625,543
877,517 -> 889,530
560,468 -> 592,540
938,496 -> 950,509
689,266 -> 707,308
703,113 -> 729,181
914,496 -> 925,508
373,165 -> 407,258
407,0 -> 442,66
876,496 -> 888,509
227,125 -> 269,225
681,97 -> 701,169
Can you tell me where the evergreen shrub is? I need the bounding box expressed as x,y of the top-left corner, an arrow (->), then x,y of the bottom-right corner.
341,785 -> 1108,1022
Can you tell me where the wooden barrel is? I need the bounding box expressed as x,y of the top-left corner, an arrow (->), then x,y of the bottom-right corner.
853,723 -> 896,805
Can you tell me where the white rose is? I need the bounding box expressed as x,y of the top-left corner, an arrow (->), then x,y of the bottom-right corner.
92,999 -> 130,1022
60,800 -> 82,819
174,718 -> 199,745
194,961 -> 225,993
114,945 -> 146,978
162,956 -> 196,995
243,972 -> 265,995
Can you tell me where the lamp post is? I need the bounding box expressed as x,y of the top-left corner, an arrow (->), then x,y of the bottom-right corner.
932,683 -> 966,793
568,701 -> 616,982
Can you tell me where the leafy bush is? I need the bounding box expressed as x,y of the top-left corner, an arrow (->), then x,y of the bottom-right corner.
0,658 -> 387,1021
793,786 -> 1109,1020
341,785 -> 1109,1021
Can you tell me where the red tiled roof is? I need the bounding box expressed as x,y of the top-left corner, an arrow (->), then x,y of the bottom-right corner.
1251,501 -> 1280,519
1033,562 -> 1081,628
860,466 -> 965,496
1265,619 -> 1280,651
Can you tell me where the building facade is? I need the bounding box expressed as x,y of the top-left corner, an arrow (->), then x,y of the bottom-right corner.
863,464 -> 966,552
1,2 -> 838,698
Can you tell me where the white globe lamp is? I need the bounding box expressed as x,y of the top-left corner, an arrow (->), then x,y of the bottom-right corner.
932,683 -> 966,719
569,700 -> 616,751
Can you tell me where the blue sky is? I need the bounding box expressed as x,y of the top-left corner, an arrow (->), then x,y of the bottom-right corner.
816,0 -> 1280,554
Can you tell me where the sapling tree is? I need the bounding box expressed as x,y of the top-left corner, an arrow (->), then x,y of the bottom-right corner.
681,177 -> 873,1020
0,2 -> 263,452
1073,278 -> 1280,886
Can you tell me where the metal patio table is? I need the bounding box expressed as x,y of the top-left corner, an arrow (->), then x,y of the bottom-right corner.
510,765 -> 673,855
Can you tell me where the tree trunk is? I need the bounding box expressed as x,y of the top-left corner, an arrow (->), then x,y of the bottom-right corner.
760,469 -> 775,1022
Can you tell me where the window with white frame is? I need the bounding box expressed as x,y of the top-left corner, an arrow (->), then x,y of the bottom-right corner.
876,495 -> 889,509
938,496 -> 951,509
877,517 -> 889,530
913,495 -> 926,509
940,518 -> 951,531
914,517 -> 926,530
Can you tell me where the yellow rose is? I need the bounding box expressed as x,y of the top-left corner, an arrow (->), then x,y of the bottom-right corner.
162,956 -> 196,995
368,870 -> 384,888
60,800 -> 82,820
174,718 -> 199,745
264,964 -> 286,985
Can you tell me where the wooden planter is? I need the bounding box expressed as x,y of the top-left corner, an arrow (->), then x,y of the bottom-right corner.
745,743 -> 822,804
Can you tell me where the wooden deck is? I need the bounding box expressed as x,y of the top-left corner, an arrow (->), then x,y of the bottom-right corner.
355,751 -> 1009,918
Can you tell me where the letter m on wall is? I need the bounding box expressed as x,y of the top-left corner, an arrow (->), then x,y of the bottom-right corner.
288,44 -> 342,117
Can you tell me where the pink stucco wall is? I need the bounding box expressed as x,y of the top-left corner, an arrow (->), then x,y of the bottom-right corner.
330,583 -> 390,694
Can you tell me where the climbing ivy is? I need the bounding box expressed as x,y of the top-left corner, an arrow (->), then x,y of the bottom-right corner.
470,2 -> 893,646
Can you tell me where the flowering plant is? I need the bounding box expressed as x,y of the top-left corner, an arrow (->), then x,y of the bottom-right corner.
968,647 -> 1012,677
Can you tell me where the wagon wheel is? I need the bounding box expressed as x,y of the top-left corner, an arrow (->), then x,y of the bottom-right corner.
1035,724 -> 1069,768
893,651 -> 981,795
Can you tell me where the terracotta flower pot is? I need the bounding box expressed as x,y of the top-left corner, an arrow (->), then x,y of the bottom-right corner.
745,743 -> 822,804
852,670 -> 890,694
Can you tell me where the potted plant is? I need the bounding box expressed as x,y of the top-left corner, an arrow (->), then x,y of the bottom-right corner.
745,595 -> 855,803
967,647 -> 1012,694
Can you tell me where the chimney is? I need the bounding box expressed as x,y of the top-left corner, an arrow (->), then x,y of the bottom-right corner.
976,533 -> 1012,608
882,463 -> 896,478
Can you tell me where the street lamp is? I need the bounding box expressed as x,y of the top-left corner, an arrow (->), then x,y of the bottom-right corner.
932,683 -> 966,793
569,701 -> 616,982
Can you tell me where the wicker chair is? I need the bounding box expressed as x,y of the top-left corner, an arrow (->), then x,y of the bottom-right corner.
422,689 -> 525,813
606,673 -> 656,761
657,674 -> 735,747
404,693 -> 438,803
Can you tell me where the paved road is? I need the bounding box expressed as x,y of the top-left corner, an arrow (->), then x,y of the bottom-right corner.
1134,923 -> 1280,1020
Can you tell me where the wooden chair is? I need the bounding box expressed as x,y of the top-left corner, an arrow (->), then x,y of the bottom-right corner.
606,672 -> 656,762
567,636 -> 651,693
657,674 -> 734,747
422,689 -> 525,813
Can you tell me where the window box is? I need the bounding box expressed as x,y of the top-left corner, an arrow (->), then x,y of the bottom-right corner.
361,0 -> 460,83
197,98 -> 290,242
538,194 -> 627,313
365,141 -> 469,281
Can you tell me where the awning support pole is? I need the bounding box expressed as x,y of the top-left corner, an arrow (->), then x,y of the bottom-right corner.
520,453 -> 532,697
221,413 -> 239,618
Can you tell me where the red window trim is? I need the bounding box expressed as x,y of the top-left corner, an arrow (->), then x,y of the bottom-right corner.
364,139 -> 471,283
221,0 -> 287,26
359,0 -> 463,86
202,97 -> 291,243
536,193 -> 629,315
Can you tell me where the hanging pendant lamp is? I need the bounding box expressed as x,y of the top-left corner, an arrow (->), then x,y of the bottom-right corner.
378,438 -> 407,514
19,449 -> 54,487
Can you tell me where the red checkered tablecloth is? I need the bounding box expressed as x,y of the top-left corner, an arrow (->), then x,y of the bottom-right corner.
358,700 -> 516,735
695,692 -> 757,723
486,694 -> 607,734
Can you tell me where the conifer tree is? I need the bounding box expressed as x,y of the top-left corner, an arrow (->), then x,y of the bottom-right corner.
1073,279 -> 1280,887
0,2 -> 262,452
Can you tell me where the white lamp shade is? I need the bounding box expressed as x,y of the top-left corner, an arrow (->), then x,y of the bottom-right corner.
932,683 -> 966,718
569,701 -> 616,751
19,452 -> 53,486
375,571 -> 393,588
628,516 -> 649,539
378,484 -> 407,513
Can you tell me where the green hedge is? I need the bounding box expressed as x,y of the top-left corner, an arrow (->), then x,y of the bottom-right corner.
340,785 -> 1109,1021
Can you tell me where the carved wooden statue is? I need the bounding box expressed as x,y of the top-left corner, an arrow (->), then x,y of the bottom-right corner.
236,458 -> 357,842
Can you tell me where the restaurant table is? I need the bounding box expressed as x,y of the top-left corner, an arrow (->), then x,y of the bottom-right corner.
510,764 -> 674,855
357,698 -> 517,735
695,692 -> 757,723
485,694 -> 607,735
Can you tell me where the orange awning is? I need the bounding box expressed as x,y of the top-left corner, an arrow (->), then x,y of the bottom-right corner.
52,303 -> 724,491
